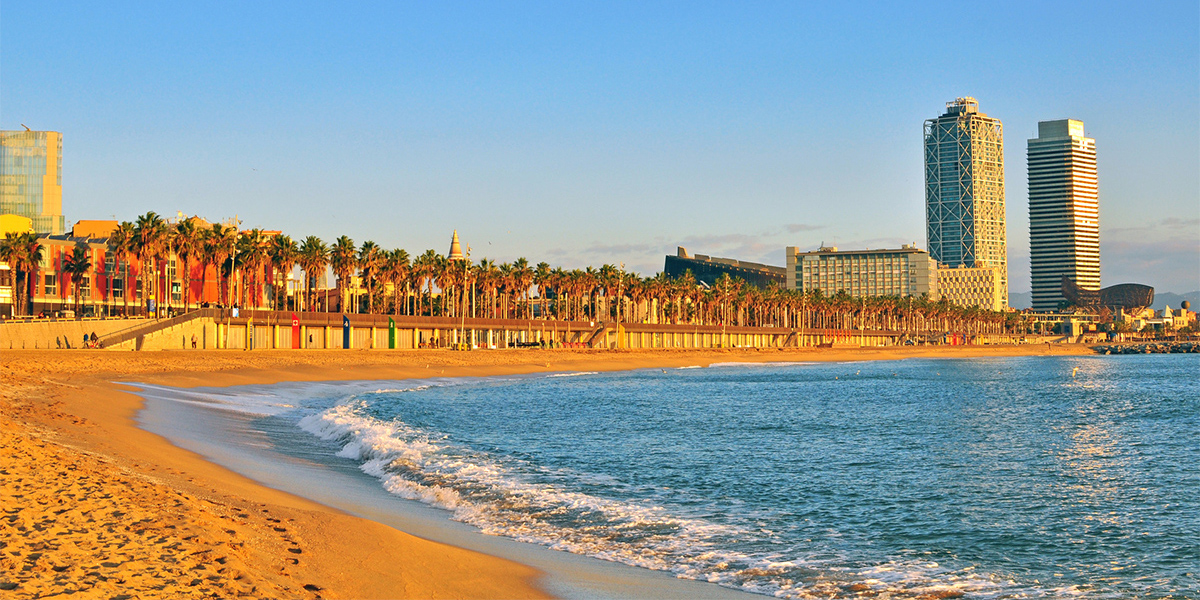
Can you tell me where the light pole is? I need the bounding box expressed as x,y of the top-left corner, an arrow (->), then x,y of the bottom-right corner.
722,276 -> 729,348
459,245 -> 470,349
615,262 -> 624,349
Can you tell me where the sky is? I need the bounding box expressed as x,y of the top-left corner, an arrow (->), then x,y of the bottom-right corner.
3,1 -> 1197,293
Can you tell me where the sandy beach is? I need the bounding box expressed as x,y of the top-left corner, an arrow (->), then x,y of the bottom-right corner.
1,344 -> 1093,598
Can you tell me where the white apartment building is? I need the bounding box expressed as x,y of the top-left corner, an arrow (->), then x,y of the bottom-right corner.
786,245 -> 938,298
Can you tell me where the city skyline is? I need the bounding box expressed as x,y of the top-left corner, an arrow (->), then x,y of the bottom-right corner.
2,2 -> 1196,293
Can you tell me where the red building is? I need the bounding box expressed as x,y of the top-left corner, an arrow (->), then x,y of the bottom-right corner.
3,232 -> 280,318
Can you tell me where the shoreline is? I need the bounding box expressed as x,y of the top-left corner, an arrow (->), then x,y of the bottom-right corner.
1,344 -> 1095,598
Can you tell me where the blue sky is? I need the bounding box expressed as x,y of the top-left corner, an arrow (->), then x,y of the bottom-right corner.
3,1 -> 1197,292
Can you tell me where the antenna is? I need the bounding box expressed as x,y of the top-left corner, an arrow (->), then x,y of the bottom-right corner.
20,124 -> 31,132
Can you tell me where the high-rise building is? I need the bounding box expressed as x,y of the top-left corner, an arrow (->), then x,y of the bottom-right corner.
1027,119 -> 1098,311
1,130 -> 65,234
924,97 -> 1007,308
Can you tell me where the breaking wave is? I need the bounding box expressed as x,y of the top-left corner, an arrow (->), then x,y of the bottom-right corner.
297,401 -> 1055,598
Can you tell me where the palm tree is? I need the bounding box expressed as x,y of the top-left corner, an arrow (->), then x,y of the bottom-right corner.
205,224 -> 237,307
377,248 -> 407,315
387,248 -> 411,315
238,229 -> 269,309
106,222 -> 135,316
171,218 -> 203,310
268,234 -> 298,310
1,232 -> 43,316
474,259 -> 496,319
133,212 -> 169,315
297,236 -> 328,312
414,249 -> 440,316
358,240 -> 381,314
330,236 -> 357,313
61,243 -> 93,312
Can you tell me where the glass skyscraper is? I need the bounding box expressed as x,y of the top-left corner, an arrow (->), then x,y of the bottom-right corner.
1,130 -> 65,234
1027,119 -> 1098,311
924,97 -> 1007,308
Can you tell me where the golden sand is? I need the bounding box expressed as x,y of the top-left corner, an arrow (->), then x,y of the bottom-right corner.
0,344 -> 1091,598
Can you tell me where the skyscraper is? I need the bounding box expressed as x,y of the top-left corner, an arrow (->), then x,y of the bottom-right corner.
924,97 -> 1007,308
0,130 -> 65,234
1027,119 -> 1098,311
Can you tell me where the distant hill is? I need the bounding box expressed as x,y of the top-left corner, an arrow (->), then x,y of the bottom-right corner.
1152,291 -> 1200,311
1009,291 -> 1032,310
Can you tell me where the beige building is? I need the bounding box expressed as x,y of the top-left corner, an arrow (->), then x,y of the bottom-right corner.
1,130 -> 65,234
786,245 -> 938,298
1,213 -> 34,236
936,264 -> 1007,312
71,220 -> 119,239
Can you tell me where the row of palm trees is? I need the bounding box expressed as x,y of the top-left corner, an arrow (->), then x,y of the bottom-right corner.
3,211 -> 1020,336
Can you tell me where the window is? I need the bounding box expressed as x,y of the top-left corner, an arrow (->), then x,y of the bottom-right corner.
112,277 -> 124,300
44,273 -> 57,296
81,276 -> 91,300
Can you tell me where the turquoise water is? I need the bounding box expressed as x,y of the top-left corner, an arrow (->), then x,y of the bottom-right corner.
283,355 -> 1194,597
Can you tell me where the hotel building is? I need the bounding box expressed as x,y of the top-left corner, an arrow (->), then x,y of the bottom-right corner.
1,130 -> 65,234
924,97 -> 1008,309
786,245 -> 938,298
1028,119 -> 1099,311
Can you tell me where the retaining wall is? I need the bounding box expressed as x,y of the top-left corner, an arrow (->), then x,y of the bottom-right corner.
0,318 -> 148,350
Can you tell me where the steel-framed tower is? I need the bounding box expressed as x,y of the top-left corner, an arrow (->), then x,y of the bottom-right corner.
924,97 -> 1007,308
1028,119 -> 1098,311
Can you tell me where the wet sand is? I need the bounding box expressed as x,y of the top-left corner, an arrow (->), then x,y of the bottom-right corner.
0,344 -> 1091,598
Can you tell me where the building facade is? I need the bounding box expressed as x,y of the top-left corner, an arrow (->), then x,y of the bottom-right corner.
1,227 -> 280,318
1028,119 -> 1099,311
665,247 -> 786,288
924,97 -> 1008,308
1,130 -> 65,234
786,245 -> 938,298
936,264 -> 1007,312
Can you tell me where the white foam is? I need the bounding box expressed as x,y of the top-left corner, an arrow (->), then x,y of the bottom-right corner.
128,378 -> 449,418
706,362 -> 815,369
544,371 -> 599,378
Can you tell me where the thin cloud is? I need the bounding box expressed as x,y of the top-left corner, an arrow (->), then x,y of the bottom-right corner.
1106,218 -> 1200,238
1102,238 -> 1200,292
580,242 -> 660,255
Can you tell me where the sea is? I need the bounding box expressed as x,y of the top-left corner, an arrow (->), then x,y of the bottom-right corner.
134,354 -> 1198,599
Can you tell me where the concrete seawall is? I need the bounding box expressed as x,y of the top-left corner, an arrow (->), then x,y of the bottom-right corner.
0,319 -> 145,350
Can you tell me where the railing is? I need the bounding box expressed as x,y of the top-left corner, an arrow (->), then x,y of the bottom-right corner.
83,305 -> 1031,351
1,314 -> 151,325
